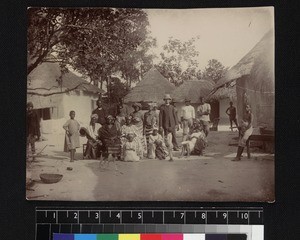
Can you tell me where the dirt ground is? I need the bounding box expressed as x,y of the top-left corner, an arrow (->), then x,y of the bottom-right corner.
26,122 -> 274,202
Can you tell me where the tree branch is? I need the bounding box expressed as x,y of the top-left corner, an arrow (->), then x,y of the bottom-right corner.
27,86 -> 60,91
27,82 -> 98,97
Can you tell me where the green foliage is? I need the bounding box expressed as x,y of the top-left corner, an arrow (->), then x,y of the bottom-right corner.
156,37 -> 201,86
202,59 -> 228,83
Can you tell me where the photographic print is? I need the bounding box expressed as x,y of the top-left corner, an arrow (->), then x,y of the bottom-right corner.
26,7 -> 274,201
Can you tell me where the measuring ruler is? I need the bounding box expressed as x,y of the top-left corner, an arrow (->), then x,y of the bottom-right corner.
36,208 -> 263,240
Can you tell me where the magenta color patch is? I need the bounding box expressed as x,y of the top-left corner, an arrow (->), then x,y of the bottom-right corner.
161,234 -> 183,240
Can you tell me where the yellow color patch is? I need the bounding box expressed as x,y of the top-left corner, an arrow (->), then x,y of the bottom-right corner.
119,234 -> 140,240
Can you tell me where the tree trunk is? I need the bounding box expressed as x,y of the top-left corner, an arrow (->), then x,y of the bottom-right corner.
106,76 -> 110,101
100,75 -> 103,90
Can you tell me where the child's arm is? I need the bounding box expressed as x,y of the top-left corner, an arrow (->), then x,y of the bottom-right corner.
63,120 -> 70,134
149,135 -> 155,144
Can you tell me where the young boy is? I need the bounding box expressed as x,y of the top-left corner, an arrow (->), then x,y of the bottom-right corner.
155,140 -> 167,160
148,128 -> 164,159
63,111 -> 80,162
26,102 -> 40,161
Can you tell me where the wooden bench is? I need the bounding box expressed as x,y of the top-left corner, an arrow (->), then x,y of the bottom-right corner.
246,134 -> 274,158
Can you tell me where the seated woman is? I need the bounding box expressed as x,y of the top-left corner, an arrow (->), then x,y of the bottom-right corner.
123,133 -> 140,162
180,125 -> 206,157
121,116 -> 143,159
79,114 -> 102,159
98,115 -> 122,160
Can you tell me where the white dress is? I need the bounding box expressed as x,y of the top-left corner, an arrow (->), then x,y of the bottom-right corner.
123,141 -> 140,162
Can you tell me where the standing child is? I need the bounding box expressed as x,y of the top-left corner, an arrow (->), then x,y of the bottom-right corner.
63,111 -> 80,162
26,102 -> 40,161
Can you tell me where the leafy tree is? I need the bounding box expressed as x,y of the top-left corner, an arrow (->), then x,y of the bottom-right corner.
67,8 -> 151,89
156,37 -> 200,86
117,36 -> 157,88
202,59 -> 229,83
27,8 -> 151,93
108,77 -> 129,103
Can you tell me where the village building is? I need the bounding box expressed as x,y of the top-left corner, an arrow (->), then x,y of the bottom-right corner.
27,62 -> 103,133
208,30 -> 274,130
207,81 -> 237,122
124,67 -> 175,107
170,79 -> 216,120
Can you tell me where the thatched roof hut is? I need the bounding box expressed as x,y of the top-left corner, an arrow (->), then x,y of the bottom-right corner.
208,29 -> 274,128
124,67 -> 175,104
27,62 -> 103,125
27,62 -> 103,96
171,80 -> 215,103
209,29 -> 274,94
207,76 -> 237,103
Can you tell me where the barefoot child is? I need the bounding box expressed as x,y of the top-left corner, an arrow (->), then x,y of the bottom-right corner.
63,111 -> 80,162
148,128 -> 164,159
155,140 -> 167,160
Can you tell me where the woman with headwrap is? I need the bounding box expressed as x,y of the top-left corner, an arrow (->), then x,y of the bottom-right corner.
121,115 -> 143,160
98,115 -> 122,159
80,114 -> 102,159
130,102 -> 147,158
122,133 -> 140,162
143,103 -> 158,153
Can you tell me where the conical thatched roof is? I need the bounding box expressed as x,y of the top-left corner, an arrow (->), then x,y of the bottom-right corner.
210,29 -> 274,93
124,67 -> 175,103
208,85 -> 237,101
27,62 -> 103,95
171,80 -> 215,103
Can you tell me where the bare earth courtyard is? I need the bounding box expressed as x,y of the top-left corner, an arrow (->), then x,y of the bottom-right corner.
26,125 -> 274,202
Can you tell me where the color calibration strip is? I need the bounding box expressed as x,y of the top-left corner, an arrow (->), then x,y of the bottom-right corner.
36,208 -> 263,240
53,233 -> 247,240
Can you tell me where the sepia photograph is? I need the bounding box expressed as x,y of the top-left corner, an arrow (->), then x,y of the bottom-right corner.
26,7 -> 274,201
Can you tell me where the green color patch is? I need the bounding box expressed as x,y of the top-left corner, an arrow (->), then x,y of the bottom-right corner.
97,234 -> 119,240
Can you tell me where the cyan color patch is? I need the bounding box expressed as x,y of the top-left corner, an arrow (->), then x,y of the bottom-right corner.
74,234 -> 97,240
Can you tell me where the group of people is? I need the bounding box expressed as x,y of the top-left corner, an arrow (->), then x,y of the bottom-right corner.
26,94 -> 254,163
61,94 -> 212,162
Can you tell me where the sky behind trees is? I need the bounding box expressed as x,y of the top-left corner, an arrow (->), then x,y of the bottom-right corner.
145,7 -> 274,69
